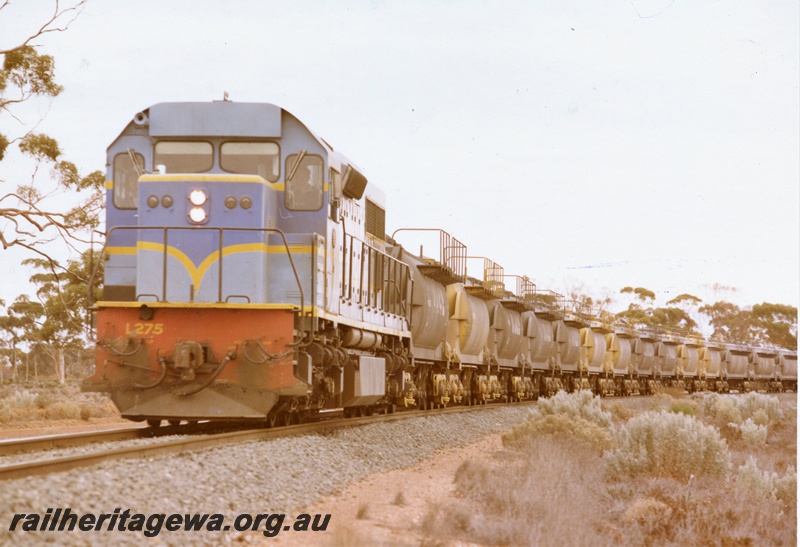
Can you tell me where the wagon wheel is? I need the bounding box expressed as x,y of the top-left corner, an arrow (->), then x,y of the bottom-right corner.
146,419 -> 162,428
266,413 -> 278,428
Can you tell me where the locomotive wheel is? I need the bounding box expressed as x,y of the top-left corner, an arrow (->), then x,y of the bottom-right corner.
146,419 -> 161,428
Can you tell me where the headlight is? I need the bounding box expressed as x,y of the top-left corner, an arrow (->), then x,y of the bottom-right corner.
189,207 -> 207,223
189,189 -> 208,205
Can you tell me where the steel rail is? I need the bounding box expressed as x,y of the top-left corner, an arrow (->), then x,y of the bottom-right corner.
0,421 -> 261,457
0,400 -> 536,481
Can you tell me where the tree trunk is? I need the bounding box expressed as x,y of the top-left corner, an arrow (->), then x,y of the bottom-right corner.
55,347 -> 66,384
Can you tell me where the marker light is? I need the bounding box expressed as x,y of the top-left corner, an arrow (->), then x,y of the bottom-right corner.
240,196 -> 253,210
189,189 -> 208,206
189,207 -> 207,223
161,195 -> 174,208
224,195 -> 237,209
147,195 -> 159,208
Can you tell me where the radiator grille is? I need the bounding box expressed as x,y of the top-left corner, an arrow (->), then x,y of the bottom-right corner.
365,199 -> 385,241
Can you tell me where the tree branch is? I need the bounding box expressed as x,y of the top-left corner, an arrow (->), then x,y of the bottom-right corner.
0,1 -> 88,55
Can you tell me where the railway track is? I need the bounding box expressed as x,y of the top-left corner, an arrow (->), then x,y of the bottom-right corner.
0,419 -> 270,456
0,400 -> 536,481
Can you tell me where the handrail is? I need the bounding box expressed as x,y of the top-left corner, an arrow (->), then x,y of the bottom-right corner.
341,231 -> 410,319
466,256 -> 505,297
503,275 -> 536,302
391,228 -> 466,283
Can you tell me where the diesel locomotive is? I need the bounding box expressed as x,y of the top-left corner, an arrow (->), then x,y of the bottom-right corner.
82,101 -> 797,426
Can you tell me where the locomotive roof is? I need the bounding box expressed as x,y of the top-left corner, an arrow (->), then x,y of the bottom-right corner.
116,101 -> 366,178
148,101 -> 283,137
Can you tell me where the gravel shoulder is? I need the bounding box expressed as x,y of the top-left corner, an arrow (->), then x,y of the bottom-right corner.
0,405 -> 534,546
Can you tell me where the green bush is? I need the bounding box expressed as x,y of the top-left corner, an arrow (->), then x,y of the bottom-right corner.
605,410 -> 730,480
669,402 -> 696,416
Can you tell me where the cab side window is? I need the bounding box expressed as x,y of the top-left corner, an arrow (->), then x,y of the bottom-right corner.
285,154 -> 323,211
113,152 -> 145,209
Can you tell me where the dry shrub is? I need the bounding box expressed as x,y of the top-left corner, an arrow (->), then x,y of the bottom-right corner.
648,392 -> 675,411
622,497 -> 673,536
0,400 -> 11,423
44,401 -> 81,420
530,389 -> 612,427
614,474 -> 796,546
751,408 -> 769,426
736,392 -> 784,422
79,405 -> 92,421
735,456 -> 797,509
662,386 -> 687,398
604,400 -> 637,422
503,413 -> 614,453
703,392 -> 783,426
393,490 -> 407,507
34,392 -> 56,409
730,418 -> 768,446
605,410 -> 730,481
422,436 -> 606,545
355,502 -> 370,520
8,389 -> 37,409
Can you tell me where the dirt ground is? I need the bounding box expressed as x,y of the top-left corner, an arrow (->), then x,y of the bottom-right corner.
269,432 -> 504,547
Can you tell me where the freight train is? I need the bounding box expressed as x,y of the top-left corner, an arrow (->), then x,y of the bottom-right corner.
82,101 -> 798,426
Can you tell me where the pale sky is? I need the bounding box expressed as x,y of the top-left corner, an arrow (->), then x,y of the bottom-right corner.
1,1 -> 798,319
